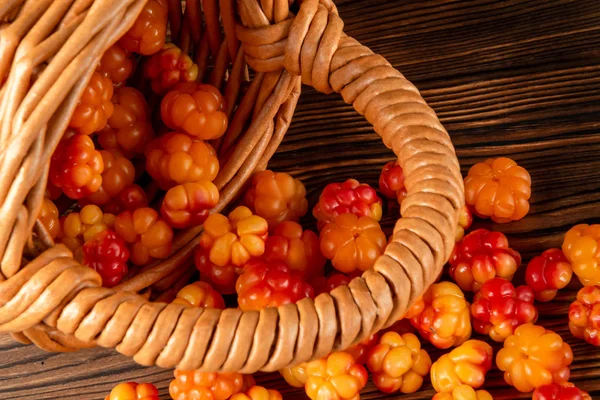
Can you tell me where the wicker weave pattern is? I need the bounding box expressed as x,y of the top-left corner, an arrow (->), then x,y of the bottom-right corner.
0,0 -> 463,372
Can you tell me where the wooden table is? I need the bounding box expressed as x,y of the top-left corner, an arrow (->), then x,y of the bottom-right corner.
2,0 -> 600,398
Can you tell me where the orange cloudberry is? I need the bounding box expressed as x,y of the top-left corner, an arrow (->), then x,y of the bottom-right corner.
69,72 -> 114,135
114,207 -> 173,265
366,332 -> 432,394
410,281 -> 472,349
243,170 -> 308,229
496,323 -> 573,392
464,157 -> 531,223
430,340 -> 493,393
320,213 -> 387,274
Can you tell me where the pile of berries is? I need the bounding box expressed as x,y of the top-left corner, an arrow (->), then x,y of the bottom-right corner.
38,3 -> 595,398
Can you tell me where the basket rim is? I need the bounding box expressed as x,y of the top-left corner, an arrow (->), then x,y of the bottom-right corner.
0,0 -> 463,374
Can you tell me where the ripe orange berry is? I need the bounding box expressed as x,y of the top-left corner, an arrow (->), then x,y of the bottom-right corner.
119,0 -> 168,55
320,213 -> 387,274
464,157 -> 532,223
230,386 -> 282,400
430,340 -> 493,393
97,42 -> 135,86
169,370 -> 247,400
144,44 -> 199,94
243,170 -> 308,229
99,87 -> 153,156
410,281 -> 472,349
280,363 -> 308,388
366,332 -> 432,394
161,181 -> 219,229
263,221 -> 325,279
172,281 -> 225,309
432,385 -> 493,400
69,72 -> 114,135
568,285 -> 600,346
114,207 -> 173,265
199,206 -> 268,269
50,133 -> 104,199
304,352 -> 368,400
58,204 -> 115,259
146,132 -> 219,190
496,323 -> 573,392
105,382 -> 159,400
38,198 -> 61,239
161,82 -> 228,140
562,224 -> 600,285
81,150 -> 135,206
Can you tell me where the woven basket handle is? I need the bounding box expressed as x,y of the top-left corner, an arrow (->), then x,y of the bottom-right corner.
0,0 -> 462,373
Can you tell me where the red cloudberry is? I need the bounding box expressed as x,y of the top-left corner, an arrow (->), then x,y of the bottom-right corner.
313,179 -> 383,230
144,44 -> 199,94
471,278 -> 538,342
526,248 -> 573,302
50,133 -> 104,199
532,383 -> 591,400
83,230 -> 129,288
450,228 -> 522,292
379,160 -> 407,202
236,258 -> 314,311
160,181 -> 220,229
568,285 -> 600,346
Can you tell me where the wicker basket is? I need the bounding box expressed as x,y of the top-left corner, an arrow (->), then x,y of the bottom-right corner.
0,0 -> 463,373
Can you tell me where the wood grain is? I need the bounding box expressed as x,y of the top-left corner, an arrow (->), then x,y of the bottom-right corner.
1,0 -> 600,398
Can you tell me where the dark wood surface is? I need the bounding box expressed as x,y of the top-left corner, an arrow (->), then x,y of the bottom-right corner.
2,0 -> 600,398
